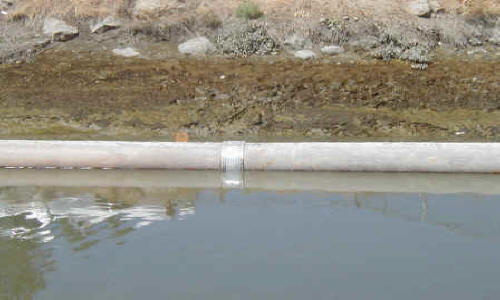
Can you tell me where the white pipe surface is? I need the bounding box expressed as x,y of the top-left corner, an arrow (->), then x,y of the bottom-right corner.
0,140 -> 221,169
244,143 -> 500,172
0,140 -> 499,173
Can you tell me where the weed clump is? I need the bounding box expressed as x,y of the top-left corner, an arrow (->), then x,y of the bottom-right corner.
216,22 -> 278,56
235,2 -> 263,20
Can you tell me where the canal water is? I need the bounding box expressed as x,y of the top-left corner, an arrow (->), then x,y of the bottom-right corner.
1,170 -> 500,299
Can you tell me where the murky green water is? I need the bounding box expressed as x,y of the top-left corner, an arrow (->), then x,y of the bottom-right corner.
1,170 -> 500,299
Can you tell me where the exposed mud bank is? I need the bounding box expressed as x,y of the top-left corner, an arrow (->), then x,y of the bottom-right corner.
0,50 -> 498,141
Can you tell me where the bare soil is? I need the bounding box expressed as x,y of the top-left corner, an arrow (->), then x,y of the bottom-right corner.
0,50 -> 498,141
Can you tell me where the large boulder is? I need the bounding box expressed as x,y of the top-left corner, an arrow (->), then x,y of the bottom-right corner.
294,50 -> 316,60
178,37 -> 216,55
43,18 -> 78,41
405,0 -> 431,17
1,0 -> 13,12
428,0 -> 444,13
91,16 -> 121,34
134,0 -> 168,17
320,45 -> 344,55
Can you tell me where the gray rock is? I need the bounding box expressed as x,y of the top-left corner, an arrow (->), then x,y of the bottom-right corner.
134,0 -> 166,16
308,128 -> 327,136
91,16 -> 121,34
284,34 -> 312,50
405,0 -> 431,17
487,30 -> 500,45
468,37 -> 483,46
320,45 -> 344,55
428,0 -> 444,13
348,37 -> 379,51
178,37 -> 216,55
30,38 -> 51,49
411,63 -> 429,70
112,47 -> 140,57
489,38 -> 500,46
1,0 -> 13,11
1,36 -> 51,64
43,18 -> 79,41
294,50 -> 316,60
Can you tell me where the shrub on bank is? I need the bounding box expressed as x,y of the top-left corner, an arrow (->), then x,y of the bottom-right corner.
235,1 -> 263,20
198,9 -> 222,29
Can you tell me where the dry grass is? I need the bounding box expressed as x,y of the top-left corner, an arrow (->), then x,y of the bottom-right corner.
7,0 -> 500,22
9,0 -> 129,20
197,0 -> 499,22
441,0 -> 500,16
465,0 -> 500,16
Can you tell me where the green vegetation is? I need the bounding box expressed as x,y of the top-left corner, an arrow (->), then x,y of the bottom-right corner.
235,1 -> 263,20
320,18 -> 341,29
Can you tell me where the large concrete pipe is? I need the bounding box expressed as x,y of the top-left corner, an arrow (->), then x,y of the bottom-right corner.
0,140 -> 499,173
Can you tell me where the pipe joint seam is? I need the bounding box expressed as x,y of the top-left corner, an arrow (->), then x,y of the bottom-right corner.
220,141 -> 245,172
221,141 -> 245,188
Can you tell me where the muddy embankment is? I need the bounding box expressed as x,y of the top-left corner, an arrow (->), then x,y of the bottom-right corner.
0,50 -> 498,141
0,0 -> 499,141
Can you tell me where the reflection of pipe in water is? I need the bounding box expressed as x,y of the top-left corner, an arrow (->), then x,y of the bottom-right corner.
420,194 -> 428,223
0,195 -> 196,242
0,141 -> 499,173
0,169 -> 499,195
